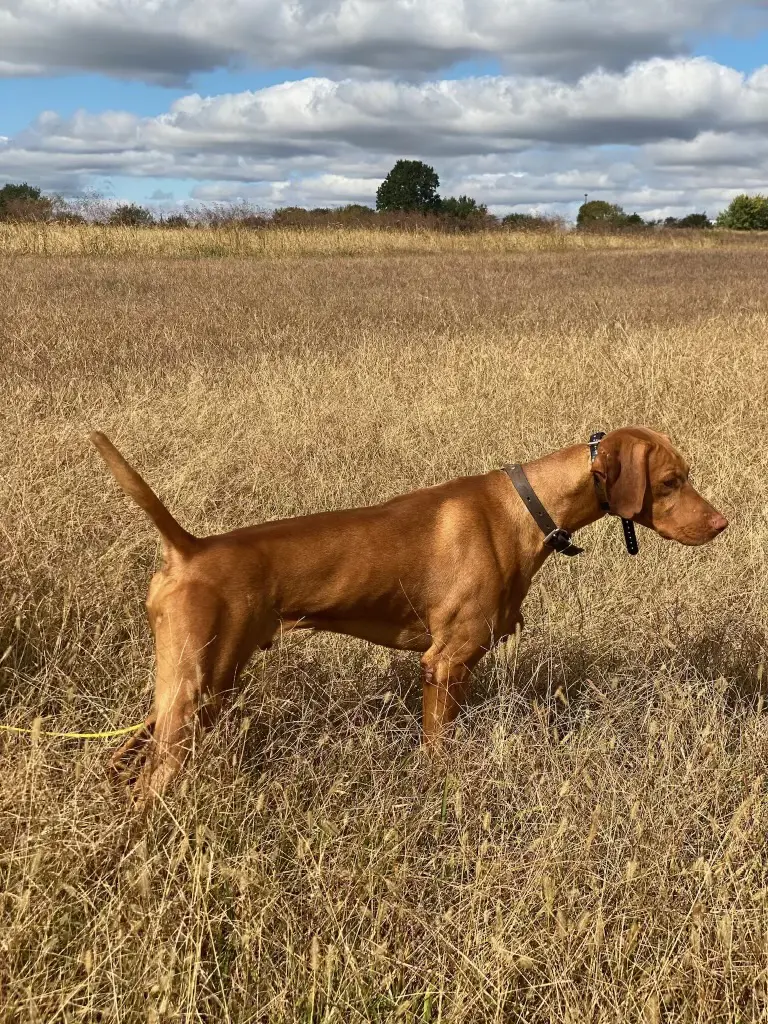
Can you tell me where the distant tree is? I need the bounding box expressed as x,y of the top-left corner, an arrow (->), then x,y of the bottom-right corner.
440,195 -> 487,219
715,194 -> 768,230
576,199 -> 627,228
0,181 -> 53,221
0,182 -> 43,205
108,203 -> 155,227
624,212 -> 646,226
376,160 -> 441,213
663,216 -> 679,228
677,212 -> 712,229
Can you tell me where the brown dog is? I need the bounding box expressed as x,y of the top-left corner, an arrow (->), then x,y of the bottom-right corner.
91,426 -> 727,804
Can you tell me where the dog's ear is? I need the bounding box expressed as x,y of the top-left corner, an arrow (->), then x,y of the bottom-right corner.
591,434 -> 651,519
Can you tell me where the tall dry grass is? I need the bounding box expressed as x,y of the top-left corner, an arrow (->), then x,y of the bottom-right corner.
1,220 -> 760,259
1,242 -> 768,1022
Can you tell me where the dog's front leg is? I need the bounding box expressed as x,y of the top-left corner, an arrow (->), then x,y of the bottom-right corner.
420,637 -> 485,745
109,712 -> 158,786
130,584 -> 227,808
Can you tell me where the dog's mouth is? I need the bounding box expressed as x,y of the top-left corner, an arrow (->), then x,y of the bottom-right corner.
654,522 -> 727,546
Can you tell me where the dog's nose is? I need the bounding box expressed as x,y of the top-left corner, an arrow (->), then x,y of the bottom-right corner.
710,512 -> 728,534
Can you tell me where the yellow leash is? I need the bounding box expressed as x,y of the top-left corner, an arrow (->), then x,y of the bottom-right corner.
0,721 -> 146,740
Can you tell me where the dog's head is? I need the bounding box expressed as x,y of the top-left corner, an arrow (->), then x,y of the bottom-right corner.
590,427 -> 727,546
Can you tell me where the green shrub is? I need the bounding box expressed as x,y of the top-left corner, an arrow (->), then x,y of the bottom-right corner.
440,195 -> 487,219
108,203 -> 155,227
715,194 -> 768,230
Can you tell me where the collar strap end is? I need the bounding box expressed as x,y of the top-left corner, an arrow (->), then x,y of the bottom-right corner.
543,528 -> 583,556
589,429 -> 640,555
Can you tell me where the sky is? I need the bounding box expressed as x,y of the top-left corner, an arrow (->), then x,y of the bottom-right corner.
1,1 -> 768,220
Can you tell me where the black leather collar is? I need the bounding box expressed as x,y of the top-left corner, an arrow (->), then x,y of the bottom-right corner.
502,462 -> 583,556
504,433 -> 641,557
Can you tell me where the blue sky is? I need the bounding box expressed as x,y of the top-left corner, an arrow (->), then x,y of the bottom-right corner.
1,3 -> 767,218
694,30 -> 768,71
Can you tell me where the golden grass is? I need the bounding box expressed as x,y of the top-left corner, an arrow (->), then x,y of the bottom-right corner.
2,245 -> 768,1021
1,220 -> 760,259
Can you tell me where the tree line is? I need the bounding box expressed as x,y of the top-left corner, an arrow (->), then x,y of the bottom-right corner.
2,164 -> 768,231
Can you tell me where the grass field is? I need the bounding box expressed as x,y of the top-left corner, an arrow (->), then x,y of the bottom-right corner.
1,220 -> 763,259
2,229 -> 768,1022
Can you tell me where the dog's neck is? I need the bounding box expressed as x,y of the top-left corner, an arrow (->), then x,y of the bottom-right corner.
521,443 -> 606,536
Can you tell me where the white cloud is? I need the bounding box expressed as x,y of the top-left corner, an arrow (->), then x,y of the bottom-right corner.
0,0 -> 759,81
14,59 -> 768,159
3,58 -> 768,218
13,59 -> 768,159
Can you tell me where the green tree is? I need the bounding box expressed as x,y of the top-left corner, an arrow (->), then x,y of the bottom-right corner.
716,194 -> 768,230
0,181 -> 53,221
576,199 -> 627,228
376,160 -> 441,213
108,203 -> 155,227
440,195 -> 487,219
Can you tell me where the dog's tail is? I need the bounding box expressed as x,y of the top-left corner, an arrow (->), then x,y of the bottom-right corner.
89,431 -> 197,556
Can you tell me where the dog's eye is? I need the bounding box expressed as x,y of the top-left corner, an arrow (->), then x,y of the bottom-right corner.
661,477 -> 678,490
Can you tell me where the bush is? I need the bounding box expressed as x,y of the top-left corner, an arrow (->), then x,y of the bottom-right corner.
663,213 -> 712,229
440,195 -> 487,220
108,203 -> 155,227
53,211 -> 87,226
502,212 -> 561,232
716,194 -> 768,231
335,204 -> 376,218
195,202 -> 269,229
271,206 -> 377,229
326,205 -> 377,228
0,182 -> 53,222
376,160 -> 441,213
271,206 -> 319,226
161,214 -> 190,229
677,212 -> 712,229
